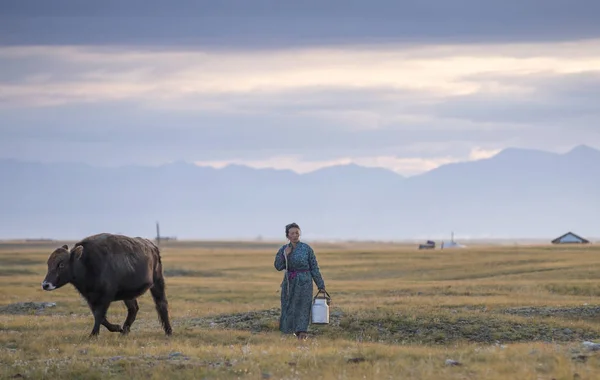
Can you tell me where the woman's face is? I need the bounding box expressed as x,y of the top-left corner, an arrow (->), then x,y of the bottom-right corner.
287,227 -> 300,243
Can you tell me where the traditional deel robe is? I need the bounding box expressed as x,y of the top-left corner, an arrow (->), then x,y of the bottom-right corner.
274,241 -> 325,334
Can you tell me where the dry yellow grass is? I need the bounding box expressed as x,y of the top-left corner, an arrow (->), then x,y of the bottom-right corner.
2,240 -> 600,379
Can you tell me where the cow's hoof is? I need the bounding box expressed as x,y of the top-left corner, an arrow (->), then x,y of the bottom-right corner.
121,326 -> 131,335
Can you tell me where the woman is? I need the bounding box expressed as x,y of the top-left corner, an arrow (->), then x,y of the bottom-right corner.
274,222 -> 326,340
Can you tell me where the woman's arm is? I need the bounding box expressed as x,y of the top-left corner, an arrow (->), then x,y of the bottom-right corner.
307,245 -> 325,289
274,245 -> 287,271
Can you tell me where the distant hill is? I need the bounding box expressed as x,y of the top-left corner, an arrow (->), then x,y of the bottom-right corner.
2,145 -> 599,241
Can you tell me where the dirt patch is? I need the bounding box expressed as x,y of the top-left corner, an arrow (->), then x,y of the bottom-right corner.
186,307 -> 344,333
187,308 -> 282,333
501,305 -> 600,319
184,307 -> 600,345
340,314 -> 600,344
0,302 -> 57,315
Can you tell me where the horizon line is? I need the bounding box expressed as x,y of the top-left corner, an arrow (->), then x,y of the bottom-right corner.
2,236 -> 597,244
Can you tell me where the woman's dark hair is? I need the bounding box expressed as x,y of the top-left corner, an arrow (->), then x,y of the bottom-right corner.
285,223 -> 301,237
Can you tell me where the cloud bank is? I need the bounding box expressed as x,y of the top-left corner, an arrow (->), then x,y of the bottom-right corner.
1,2 -> 600,175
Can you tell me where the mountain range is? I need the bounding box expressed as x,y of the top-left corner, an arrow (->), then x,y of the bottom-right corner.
2,145 -> 599,242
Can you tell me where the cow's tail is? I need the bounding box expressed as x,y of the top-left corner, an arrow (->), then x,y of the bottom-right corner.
155,244 -> 163,265
150,265 -> 172,335
148,238 -> 171,335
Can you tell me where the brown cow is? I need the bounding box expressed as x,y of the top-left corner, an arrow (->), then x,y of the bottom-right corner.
41,233 -> 172,337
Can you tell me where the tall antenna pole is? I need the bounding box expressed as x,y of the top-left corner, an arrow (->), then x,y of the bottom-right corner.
156,221 -> 161,246
451,231 -> 454,243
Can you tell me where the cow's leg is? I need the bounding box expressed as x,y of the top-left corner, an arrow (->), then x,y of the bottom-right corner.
121,299 -> 139,335
86,299 -> 121,333
102,317 -> 123,333
150,275 -> 173,336
89,299 -> 111,337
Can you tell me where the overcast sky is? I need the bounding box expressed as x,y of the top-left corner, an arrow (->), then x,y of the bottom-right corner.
2,0 -> 600,176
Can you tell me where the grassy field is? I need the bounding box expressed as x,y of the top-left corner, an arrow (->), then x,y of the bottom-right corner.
1,240 -> 600,379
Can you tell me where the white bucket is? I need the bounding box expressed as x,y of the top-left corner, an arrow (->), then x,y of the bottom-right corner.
311,290 -> 331,324
311,299 -> 329,324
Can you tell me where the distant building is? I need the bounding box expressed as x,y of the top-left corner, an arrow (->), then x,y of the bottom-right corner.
551,232 -> 590,244
418,240 -> 435,250
441,231 -> 466,249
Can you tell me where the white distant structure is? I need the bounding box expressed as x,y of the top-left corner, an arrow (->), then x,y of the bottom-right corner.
441,231 -> 466,249
551,231 -> 590,244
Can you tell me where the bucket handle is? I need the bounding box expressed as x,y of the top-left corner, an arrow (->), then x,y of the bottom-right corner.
313,288 -> 331,305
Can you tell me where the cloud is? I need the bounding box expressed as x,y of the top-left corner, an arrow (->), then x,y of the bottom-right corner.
2,38 -> 600,174
469,148 -> 502,160
2,0 -> 600,47
430,71 -> 600,126
2,40 -> 600,110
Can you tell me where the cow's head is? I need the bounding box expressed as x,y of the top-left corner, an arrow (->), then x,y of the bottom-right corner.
41,244 -> 83,291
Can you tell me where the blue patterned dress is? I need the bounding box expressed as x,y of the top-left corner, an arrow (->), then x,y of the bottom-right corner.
274,241 -> 326,334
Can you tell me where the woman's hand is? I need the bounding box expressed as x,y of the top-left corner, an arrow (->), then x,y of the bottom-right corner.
284,246 -> 292,255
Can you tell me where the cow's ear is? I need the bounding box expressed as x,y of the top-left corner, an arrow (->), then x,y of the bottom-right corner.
72,245 -> 84,260
62,244 -> 69,250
